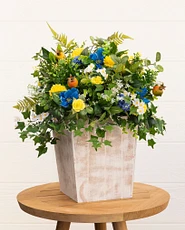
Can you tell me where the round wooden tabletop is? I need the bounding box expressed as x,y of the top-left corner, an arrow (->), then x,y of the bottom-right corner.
17,182 -> 170,223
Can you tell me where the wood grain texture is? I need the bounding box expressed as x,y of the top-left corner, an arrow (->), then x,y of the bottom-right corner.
56,221 -> 70,230
54,128 -> 136,203
112,222 -> 127,230
94,223 -> 107,230
17,182 -> 170,223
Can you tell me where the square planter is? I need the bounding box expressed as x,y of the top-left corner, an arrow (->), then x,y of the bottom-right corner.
54,126 -> 137,203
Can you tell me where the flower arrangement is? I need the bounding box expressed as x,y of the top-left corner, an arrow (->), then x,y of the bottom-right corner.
14,24 -> 166,157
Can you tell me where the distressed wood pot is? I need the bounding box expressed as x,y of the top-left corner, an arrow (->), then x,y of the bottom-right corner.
54,126 -> 137,203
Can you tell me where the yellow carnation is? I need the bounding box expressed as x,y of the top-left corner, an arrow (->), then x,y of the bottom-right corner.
72,99 -> 85,112
49,84 -> 67,96
104,56 -> 115,67
71,48 -> 83,58
91,76 -> 104,85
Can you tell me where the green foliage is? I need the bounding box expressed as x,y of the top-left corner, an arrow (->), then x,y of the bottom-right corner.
108,32 -> 133,45
13,27 -> 166,156
13,96 -> 37,112
47,23 -> 77,51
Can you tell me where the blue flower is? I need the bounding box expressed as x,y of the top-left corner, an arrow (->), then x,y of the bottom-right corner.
72,56 -> 82,65
137,87 -> 150,104
59,88 -> 79,108
90,48 -> 104,68
118,100 -> 130,111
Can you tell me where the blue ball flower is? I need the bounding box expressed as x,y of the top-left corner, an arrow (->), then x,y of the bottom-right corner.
90,48 -> 104,69
137,87 -> 150,104
59,88 -> 79,108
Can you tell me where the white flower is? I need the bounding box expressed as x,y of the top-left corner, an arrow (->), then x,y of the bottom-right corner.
132,98 -> 140,107
123,90 -> 130,97
112,87 -> 119,95
116,80 -> 123,89
101,94 -> 109,101
31,112 -> 49,122
137,102 -> 147,115
137,106 -> 145,115
130,93 -> 137,100
84,63 -> 95,73
96,68 -> 108,79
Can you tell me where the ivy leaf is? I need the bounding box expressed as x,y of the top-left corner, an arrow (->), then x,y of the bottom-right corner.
96,128 -> 105,138
20,131 -> 28,141
37,145 -> 48,157
27,125 -> 39,133
77,119 -> 85,129
148,139 -> 156,148
104,140 -> 112,147
22,110 -> 30,119
15,122 -> 25,131
156,52 -> 161,62
85,125 -> 93,132
74,129 -> 83,137
33,136 -> 41,145
104,125 -> 114,132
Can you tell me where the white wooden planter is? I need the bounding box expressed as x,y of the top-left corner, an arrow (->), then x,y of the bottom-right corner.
54,126 -> 137,203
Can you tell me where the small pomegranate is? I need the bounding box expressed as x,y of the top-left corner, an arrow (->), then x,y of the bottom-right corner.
67,75 -> 78,88
152,83 -> 166,96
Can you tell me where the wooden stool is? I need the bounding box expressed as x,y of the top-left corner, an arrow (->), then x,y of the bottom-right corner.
17,182 -> 170,230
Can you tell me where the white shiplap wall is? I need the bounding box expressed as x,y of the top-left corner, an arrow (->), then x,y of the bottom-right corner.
1,0 -> 185,229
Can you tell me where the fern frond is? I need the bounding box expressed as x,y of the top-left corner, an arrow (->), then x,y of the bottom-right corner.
47,23 -> 77,50
108,32 -> 133,45
13,96 -> 37,112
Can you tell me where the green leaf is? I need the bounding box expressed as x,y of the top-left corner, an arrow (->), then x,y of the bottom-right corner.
74,129 -> 83,137
77,119 -> 85,129
156,52 -> 161,62
49,52 -> 56,62
81,47 -> 89,56
22,110 -> 30,119
33,136 -> 41,145
20,131 -> 28,142
37,145 -> 48,157
27,125 -> 39,133
95,85 -> 104,92
156,65 -> 164,72
85,125 -> 93,132
96,127 -> 105,138
15,122 -> 25,131
94,104 -> 102,115
148,139 -> 156,148
104,140 -> 112,147
99,112 -> 106,121
52,93 -> 60,105
86,106 -> 93,114
109,106 -> 123,115
41,47 -> 50,61
104,125 -> 114,132
88,135 -> 98,142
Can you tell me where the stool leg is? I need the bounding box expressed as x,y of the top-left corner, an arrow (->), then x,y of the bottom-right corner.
94,223 -> 107,230
56,221 -> 71,230
112,222 -> 127,230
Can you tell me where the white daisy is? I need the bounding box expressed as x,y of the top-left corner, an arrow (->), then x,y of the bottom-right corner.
84,63 -> 95,73
96,68 -> 108,79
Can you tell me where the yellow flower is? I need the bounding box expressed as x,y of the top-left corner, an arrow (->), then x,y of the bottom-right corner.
72,99 -> 85,112
128,55 -> 134,63
91,76 -> 104,85
71,48 -> 83,58
104,56 -> 115,67
49,84 -> 67,96
56,51 -> 65,60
